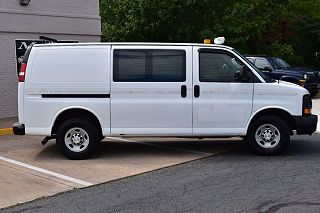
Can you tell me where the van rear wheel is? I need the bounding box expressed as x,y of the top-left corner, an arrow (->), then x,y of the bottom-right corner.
56,118 -> 98,160
246,115 -> 290,155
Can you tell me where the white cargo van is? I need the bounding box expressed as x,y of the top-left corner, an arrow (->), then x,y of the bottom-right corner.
13,43 -> 318,159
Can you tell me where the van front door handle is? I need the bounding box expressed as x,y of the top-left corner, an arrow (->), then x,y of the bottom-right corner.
194,85 -> 200,98
181,85 -> 187,98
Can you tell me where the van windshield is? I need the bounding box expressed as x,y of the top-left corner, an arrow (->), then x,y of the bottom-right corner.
233,50 -> 276,83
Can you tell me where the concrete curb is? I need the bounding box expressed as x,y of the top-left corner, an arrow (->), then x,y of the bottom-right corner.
0,128 -> 13,136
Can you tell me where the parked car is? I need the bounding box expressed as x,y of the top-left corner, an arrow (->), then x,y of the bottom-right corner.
246,56 -> 320,97
13,43 -> 318,159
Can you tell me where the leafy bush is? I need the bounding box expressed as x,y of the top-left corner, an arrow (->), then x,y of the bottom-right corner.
100,0 -> 320,69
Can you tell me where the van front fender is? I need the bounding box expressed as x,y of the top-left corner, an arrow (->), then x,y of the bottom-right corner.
245,106 -> 294,135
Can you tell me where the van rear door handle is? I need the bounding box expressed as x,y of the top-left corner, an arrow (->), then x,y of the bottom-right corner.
181,85 -> 187,98
194,85 -> 200,98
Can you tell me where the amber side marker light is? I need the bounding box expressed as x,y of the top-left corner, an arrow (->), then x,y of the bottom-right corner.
304,108 -> 312,115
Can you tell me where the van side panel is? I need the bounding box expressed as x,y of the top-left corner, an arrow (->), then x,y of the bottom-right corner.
26,46 -> 109,93
24,45 -> 111,136
252,82 -> 303,117
110,46 -> 193,136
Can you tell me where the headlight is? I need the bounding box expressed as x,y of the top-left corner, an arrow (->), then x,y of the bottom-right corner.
304,74 -> 308,79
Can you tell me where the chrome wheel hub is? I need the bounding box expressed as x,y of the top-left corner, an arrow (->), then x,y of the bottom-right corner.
71,133 -> 84,145
261,130 -> 274,141
255,124 -> 281,149
65,128 -> 89,152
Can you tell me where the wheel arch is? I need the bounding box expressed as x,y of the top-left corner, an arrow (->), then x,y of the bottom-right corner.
51,107 -> 103,137
246,107 -> 295,135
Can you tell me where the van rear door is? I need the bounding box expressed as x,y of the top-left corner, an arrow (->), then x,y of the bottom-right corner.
110,46 -> 193,135
17,44 -> 33,124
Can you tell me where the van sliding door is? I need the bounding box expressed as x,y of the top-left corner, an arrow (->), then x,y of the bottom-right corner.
110,46 -> 193,136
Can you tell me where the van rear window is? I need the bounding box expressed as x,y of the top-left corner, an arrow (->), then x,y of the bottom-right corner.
113,49 -> 186,82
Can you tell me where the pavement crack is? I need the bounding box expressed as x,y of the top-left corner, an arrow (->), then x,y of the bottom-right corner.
258,201 -> 320,213
6,205 -> 44,213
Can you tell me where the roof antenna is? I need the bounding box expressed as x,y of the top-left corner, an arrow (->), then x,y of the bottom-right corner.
39,36 -> 58,43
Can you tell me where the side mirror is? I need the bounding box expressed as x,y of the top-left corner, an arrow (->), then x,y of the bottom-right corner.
261,66 -> 272,72
235,66 -> 251,82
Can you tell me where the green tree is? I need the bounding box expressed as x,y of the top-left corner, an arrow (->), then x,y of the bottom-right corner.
100,0 -> 320,68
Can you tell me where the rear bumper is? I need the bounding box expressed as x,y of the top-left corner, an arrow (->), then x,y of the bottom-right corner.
13,123 -> 25,135
293,115 -> 318,135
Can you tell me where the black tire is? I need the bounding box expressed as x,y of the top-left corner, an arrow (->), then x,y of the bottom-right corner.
56,118 -> 99,160
246,115 -> 290,155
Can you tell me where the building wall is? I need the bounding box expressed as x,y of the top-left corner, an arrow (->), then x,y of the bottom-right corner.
0,1 -> 101,118
0,0 -> 99,15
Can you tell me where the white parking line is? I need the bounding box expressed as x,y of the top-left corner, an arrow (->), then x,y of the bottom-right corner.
0,156 -> 93,187
105,137 -> 213,156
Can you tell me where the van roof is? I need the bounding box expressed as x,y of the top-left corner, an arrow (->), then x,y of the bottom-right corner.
32,42 -> 234,50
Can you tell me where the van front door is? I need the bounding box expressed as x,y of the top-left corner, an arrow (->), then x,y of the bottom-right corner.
192,47 -> 254,136
111,46 -> 193,135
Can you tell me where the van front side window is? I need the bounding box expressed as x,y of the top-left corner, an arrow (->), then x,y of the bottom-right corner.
199,51 -> 251,83
113,49 -> 186,82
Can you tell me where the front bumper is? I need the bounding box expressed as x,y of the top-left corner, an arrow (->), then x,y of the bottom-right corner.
13,123 -> 25,135
304,83 -> 319,92
293,114 -> 318,135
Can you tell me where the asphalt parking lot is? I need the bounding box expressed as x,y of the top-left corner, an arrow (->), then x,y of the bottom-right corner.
0,134 -> 240,208
0,97 -> 319,210
3,134 -> 320,213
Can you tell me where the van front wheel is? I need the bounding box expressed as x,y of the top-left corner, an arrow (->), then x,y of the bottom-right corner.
56,119 -> 98,160
246,116 -> 290,155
